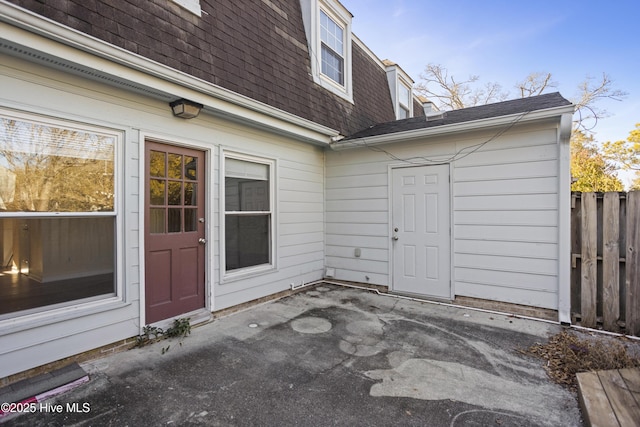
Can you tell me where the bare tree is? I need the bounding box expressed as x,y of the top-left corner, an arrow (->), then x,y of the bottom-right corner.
0,118 -> 114,212
572,73 -> 627,132
515,72 -> 557,98
415,63 -> 508,110
415,64 -> 627,135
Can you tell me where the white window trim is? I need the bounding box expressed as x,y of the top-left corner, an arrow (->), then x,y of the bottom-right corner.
301,0 -> 353,103
0,108 -> 126,330
170,0 -> 202,17
397,78 -> 413,119
220,150 -> 277,282
385,62 -> 415,120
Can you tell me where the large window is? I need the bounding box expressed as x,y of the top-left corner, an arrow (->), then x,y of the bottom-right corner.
0,112 -> 117,318
224,156 -> 273,272
320,10 -> 345,86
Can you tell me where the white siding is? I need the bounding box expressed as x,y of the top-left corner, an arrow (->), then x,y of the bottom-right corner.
325,124 -> 562,310
215,142 -> 325,310
0,52 -> 326,377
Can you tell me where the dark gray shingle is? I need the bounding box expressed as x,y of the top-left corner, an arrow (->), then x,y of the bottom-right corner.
344,92 -> 572,140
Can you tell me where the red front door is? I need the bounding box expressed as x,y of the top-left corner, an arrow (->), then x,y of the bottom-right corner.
145,141 -> 206,324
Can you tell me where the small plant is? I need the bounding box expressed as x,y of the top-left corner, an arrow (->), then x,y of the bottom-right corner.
135,325 -> 164,347
135,318 -> 191,352
165,317 -> 191,338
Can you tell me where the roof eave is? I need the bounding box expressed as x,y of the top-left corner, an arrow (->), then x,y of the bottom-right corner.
330,103 -> 575,151
0,0 -> 340,146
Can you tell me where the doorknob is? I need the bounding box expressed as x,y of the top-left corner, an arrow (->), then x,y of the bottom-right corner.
393,235 -> 399,240
198,238 -> 206,245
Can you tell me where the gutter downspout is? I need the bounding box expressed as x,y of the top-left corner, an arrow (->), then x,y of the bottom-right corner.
557,112 -> 574,325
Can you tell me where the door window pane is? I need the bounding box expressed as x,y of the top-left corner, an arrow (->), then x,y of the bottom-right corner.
150,208 -> 165,233
168,181 -> 182,205
185,156 -> 197,180
168,153 -> 182,179
168,208 -> 181,233
150,180 -> 165,205
149,151 -> 166,177
184,183 -> 196,206
184,208 -> 197,232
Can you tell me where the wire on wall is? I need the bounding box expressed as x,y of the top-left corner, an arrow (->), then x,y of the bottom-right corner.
353,110 -> 533,166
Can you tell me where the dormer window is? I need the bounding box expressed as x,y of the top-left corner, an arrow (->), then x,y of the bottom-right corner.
170,0 -> 202,17
398,83 -> 411,119
384,60 -> 415,120
320,10 -> 344,85
300,0 -> 353,102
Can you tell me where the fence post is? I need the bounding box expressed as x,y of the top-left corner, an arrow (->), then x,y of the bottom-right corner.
626,191 -> 640,336
602,193 -> 620,331
581,192 -> 598,328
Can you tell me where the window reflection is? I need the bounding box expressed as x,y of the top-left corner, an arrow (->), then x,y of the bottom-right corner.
149,151 -> 165,177
168,153 -> 182,179
0,118 -> 114,212
168,181 -> 182,205
185,156 -> 197,180
150,180 -> 165,205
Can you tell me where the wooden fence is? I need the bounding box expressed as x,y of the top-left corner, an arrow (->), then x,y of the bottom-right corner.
571,191 -> 640,336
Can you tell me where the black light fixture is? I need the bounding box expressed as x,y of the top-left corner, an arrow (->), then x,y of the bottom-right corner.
170,98 -> 203,119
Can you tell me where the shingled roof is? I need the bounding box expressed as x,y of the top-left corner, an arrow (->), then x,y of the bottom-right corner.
6,0 -> 397,136
344,92 -> 573,140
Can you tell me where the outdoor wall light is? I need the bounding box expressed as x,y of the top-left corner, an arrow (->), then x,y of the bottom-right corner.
170,98 -> 203,119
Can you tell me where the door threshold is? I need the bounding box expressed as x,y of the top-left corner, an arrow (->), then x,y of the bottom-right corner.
390,290 -> 452,304
149,308 -> 212,330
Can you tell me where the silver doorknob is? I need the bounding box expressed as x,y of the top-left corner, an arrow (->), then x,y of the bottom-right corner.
393,236 -> 399,240
198,238 -> 206,244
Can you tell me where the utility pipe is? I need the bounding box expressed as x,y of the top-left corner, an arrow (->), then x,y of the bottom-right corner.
293,279 -> 640,341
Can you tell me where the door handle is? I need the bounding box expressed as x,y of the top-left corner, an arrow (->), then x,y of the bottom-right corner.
198,238 -> 206,245
393,235 -> 399,240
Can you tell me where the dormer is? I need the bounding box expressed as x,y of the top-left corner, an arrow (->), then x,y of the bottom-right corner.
383,60 -> 414,120
300,0 -> 354,102
170,0 -> 202,16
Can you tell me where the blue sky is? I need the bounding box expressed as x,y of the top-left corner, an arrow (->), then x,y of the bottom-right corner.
344,0 -> 639,185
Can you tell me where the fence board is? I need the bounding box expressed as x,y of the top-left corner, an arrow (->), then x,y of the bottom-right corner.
603,193 -> 620,331
626,192 -> 640,336
581,192 -> 598,328
571,191 -> 639,336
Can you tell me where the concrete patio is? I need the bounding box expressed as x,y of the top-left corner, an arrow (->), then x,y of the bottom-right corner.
4,284 -> 583,426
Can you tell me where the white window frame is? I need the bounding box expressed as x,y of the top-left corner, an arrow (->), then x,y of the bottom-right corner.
397,80 -> 412,119
300,0 -> 353,102
221,151 -> 276,281
0,108 -> 125,328
170,0 -> 202,17
385,62 -> 415,120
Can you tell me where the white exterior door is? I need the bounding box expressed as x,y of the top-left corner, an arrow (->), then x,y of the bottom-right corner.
392,165 -> 450,299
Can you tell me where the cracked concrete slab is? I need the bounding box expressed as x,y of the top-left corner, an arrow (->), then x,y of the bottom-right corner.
4,285 -> 583,426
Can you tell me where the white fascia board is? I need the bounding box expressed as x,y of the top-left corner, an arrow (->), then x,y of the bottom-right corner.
330,104 -> 575,150
353,34 -> 385,71
0,1 -> 339,145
